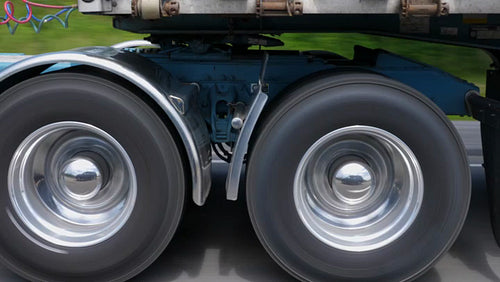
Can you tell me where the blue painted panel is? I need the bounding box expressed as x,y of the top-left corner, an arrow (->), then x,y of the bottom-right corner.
0,63 -> 12,72
145,48 -> 477,142
146,52 -> 334,141
368,51 -> 478,116
0,47 -> 479,143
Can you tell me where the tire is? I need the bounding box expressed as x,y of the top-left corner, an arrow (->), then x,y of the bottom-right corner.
246,73 -> 470,281
0,73 -> 186,281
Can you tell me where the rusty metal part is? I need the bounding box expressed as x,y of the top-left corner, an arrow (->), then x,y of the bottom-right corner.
401,0 -> 449,17
256,0 -> 303,17
131,0 -> 161,19
132,0 -> 178,18
290,1 -> 303,16
162,1 -> 180,17
131,0 -> 138,16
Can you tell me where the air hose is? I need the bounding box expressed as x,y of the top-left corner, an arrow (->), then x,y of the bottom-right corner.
1,0 -> 76,34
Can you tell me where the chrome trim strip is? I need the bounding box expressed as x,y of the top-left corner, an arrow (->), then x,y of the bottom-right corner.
226,91 -> 268,200
111,40 -> 160,49
0,55 -> 32,63
226,53 -> 269,201
0,48 -> 210,206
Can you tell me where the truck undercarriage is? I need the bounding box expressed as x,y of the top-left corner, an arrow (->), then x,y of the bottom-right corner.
1,0 -> 500,281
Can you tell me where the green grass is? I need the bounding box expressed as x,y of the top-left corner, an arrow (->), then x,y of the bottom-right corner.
1,1 -> 141,53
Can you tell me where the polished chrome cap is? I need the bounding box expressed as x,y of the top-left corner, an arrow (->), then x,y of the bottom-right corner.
332,162 -> 373,205
61,158 -> 103,201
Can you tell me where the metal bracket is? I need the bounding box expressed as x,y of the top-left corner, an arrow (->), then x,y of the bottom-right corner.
132,0 -> 179,19
131,0 -> 161,19
162,0 -> 180,17
467,92 -> 500,130
226,53 -> 269,200
257,0 -> 303,17
401,0 -> 449,17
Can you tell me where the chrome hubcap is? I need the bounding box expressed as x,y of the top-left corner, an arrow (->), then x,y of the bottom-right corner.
9,122 -> 137,248
294,125 -> 423,252
61,157 -> 103,201
331,162 -> 373,205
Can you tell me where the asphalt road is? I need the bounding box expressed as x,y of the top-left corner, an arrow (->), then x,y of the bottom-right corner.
1,121 -> 499,282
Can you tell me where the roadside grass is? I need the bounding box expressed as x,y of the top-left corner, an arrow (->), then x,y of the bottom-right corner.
1,6 -> 492,120
1,1 -> 140,53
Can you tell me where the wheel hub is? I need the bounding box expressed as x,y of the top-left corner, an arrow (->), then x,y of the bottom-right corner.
331,162 -> 373,205
294,125 -> 423,252
8,122 -> 137,247
61,157 -> 103,201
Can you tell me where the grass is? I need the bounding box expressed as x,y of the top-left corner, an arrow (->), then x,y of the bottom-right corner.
1,1 -> 140,53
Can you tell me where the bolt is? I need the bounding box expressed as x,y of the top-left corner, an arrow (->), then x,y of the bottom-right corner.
231,117 -> 244,130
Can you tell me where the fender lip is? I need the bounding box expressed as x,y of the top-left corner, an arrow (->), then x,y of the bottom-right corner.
0,47 -> 211,206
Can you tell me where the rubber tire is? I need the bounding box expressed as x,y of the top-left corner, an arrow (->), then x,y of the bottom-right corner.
0,73 -> 185,282
246,73 -> 470,282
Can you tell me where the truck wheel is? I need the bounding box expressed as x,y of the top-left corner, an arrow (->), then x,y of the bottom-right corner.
246,73 -> 470,281
0,73 -> 185,281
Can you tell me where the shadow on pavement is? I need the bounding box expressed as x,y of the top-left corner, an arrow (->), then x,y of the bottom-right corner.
133,163 -> 293,282
447,168 -> 500,282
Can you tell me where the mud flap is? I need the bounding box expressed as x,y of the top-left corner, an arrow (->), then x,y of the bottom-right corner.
467,67 -> 500,246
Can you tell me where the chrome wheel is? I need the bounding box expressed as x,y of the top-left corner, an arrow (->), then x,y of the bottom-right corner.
294,125 -> 423,252
9,121 -> 137,247
247,73 -> 470,281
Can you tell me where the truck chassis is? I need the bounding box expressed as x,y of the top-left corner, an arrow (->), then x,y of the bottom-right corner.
1,0 -> 500,281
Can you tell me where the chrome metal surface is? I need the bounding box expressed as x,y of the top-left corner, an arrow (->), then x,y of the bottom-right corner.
0,55 -> 31,63
226,53 -> 269,201
0,47 -> 211,206
231,103 -> 246,130
78,0 -> 131,14
111,40 -> 160,49
142,0 -> 500,14
226,91 -> 268,200
61,157 -> 103,201
8,122 -> 136,247
78,0 -> 500,15
231,117 -> 243,130
331,162 -> 373,205
294,125 -> 424,252
168,95 -> 186,115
